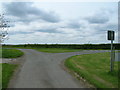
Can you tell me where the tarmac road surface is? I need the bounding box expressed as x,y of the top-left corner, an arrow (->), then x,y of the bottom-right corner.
8,49 -> 110,88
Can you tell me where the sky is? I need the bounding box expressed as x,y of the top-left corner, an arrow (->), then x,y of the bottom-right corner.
0,1 -> 118,44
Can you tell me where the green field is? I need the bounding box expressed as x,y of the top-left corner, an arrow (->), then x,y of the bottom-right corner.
65,52 -> 119,88
35,48 -> 82,53
2,46 -> 83,53
1,49 -> 24,58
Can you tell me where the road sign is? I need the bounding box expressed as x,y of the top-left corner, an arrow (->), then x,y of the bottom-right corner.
108,31 -> 115,40
107,30 -> 115,72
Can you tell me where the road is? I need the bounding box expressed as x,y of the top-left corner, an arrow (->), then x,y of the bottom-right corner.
115,52 -> 120,61
8,49 -> 110,88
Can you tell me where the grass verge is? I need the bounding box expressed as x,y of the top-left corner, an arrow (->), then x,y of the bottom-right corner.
1,63 -> 18,89
1,49 -> 24,58
65,52 -> 119,88
0,48 -> 23,89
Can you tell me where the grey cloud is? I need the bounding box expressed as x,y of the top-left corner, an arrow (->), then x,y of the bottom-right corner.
85,10 -> 110,24
92,23 -> 117,36
10,28 -> 63,35
9,31 -> 34,35
3,2 -> 60,23
37,29 -> 58,33
105,23 -> 118,31
67,21 -> 81,29
86,16 -> 109,24
36,28 -> 63,34
95,23 -> 117,32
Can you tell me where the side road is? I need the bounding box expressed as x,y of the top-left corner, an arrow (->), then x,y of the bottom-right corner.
8,49 -> 110,88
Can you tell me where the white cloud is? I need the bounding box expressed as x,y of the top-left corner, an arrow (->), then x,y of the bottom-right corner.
2,2 -> 118,44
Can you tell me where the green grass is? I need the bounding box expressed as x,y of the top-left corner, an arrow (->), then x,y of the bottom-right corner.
2,46 -> 82,53
0,49 -> 24,58
0,48 -> 22,89
65,52 -> 119,88
0,64 -> 1,89
2,46 -> 83,53
35,48 -> 82,53
1,63 -> 18,89
116,51 -> 120,53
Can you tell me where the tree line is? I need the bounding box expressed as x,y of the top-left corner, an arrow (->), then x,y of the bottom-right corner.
2,43 -> 120,50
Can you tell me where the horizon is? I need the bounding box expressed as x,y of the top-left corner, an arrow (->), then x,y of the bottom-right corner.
2,42 -> 120,45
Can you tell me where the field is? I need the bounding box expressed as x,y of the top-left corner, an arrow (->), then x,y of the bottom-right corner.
35,48 -> 82,53
1,47 -> 82,53
65,52 -> 119,88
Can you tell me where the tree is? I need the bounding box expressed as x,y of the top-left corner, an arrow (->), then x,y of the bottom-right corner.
0,14 -> 10,43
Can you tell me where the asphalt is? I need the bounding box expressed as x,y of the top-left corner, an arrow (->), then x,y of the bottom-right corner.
8,49 -> 110,88
115,52 -> 120,61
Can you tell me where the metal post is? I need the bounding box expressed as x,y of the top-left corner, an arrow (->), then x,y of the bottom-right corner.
113,47 -> 115,71
108,30 -> 115,72
110,40 -> 113,72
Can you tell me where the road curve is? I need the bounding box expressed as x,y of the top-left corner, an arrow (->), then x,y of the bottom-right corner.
8,49 -> 110,88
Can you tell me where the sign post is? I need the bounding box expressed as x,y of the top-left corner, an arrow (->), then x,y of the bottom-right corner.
107,30 -> 115,72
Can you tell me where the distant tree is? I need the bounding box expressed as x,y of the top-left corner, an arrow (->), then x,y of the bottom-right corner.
0,14 -> 10,43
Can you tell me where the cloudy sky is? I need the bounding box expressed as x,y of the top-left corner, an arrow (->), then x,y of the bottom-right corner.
0,1 -> 118,44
